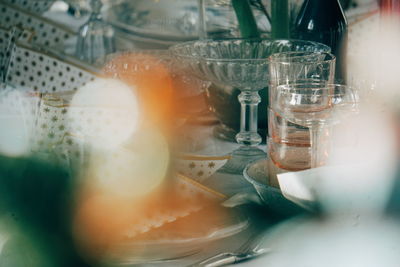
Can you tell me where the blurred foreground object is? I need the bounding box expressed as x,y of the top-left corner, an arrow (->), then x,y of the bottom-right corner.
68,78 -> 140,150
72,173 -> 248,265
348,2 -> 400,107
318,104 -> 397,216
251,215 -> 400,267
380,0 -> 400,14
0,156 -> 88,267
102,52 -> 174,132
261,96 -> 400,267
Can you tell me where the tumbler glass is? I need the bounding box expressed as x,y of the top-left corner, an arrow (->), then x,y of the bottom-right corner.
267,51 -> 336,184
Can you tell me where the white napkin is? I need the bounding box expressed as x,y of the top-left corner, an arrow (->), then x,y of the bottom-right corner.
277,168 -> 319,211
277,163 -> 396,215
0,87 -> 40,157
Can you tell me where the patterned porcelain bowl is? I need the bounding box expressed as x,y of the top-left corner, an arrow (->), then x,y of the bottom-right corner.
176,154 -> 231,183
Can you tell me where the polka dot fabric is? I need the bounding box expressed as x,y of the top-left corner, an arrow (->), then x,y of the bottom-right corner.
0,2 -> 74,48
0,27 -> 12,80
2,0 -> 55,14
0,27 -> 34,81
5,43 -> 97,93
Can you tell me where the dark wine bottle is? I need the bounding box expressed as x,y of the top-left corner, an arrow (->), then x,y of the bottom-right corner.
294,0 -> 348,81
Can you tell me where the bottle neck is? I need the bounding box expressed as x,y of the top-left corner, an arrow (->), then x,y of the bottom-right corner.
297,0 -> 347,28
304,0 -> 341,8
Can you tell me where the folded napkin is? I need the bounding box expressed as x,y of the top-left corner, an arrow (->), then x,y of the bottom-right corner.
277,164 -> 396,215
0,86 -> 40,157
277,169 -> 319,211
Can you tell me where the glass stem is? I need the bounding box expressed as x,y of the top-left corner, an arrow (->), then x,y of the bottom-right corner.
197,0 -> 207,39
236,90 -> 262,146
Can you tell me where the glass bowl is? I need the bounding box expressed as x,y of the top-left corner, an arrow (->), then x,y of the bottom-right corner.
243,158 -> 304,215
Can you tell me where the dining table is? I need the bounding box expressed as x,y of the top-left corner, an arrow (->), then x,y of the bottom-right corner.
0,1 -> 391,266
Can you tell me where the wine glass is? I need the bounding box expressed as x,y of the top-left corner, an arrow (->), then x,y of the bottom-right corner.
273,82 -> 358,168
76,0 -> 115,66
171,38 -> 331,173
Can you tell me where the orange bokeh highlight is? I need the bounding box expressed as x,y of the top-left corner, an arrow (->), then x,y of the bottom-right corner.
73,194 -> 136,255
72,186 -> 165,262
102,53 -> 174,132
102,52 -> 211,136
72,175 -> 227,263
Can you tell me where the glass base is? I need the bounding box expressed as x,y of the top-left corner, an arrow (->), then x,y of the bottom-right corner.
219,146 -> 266,174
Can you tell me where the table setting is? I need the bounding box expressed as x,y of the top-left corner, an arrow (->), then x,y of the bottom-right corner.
1,0 -> 400,267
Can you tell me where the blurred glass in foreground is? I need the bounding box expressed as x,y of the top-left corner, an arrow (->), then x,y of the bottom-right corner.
0,156 -> 89,267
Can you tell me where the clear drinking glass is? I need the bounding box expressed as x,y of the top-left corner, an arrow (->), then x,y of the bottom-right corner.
269,51 -> 336,98
272,82 -> 358,168
267,51 -> 336,177
76,0 -> 115,66
171,39 -> 330,173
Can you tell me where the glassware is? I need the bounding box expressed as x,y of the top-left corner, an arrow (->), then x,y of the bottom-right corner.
268,51 -> 336,92
272,82 -> 358,168
197,0 -> 207,39
171,39 -> 331,173
267,51 -> 336,184
76,0 -> 115,66
267,51 -> 336,175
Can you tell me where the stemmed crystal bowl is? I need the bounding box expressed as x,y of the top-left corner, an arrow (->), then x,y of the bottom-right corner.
170,38 -> 330,173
